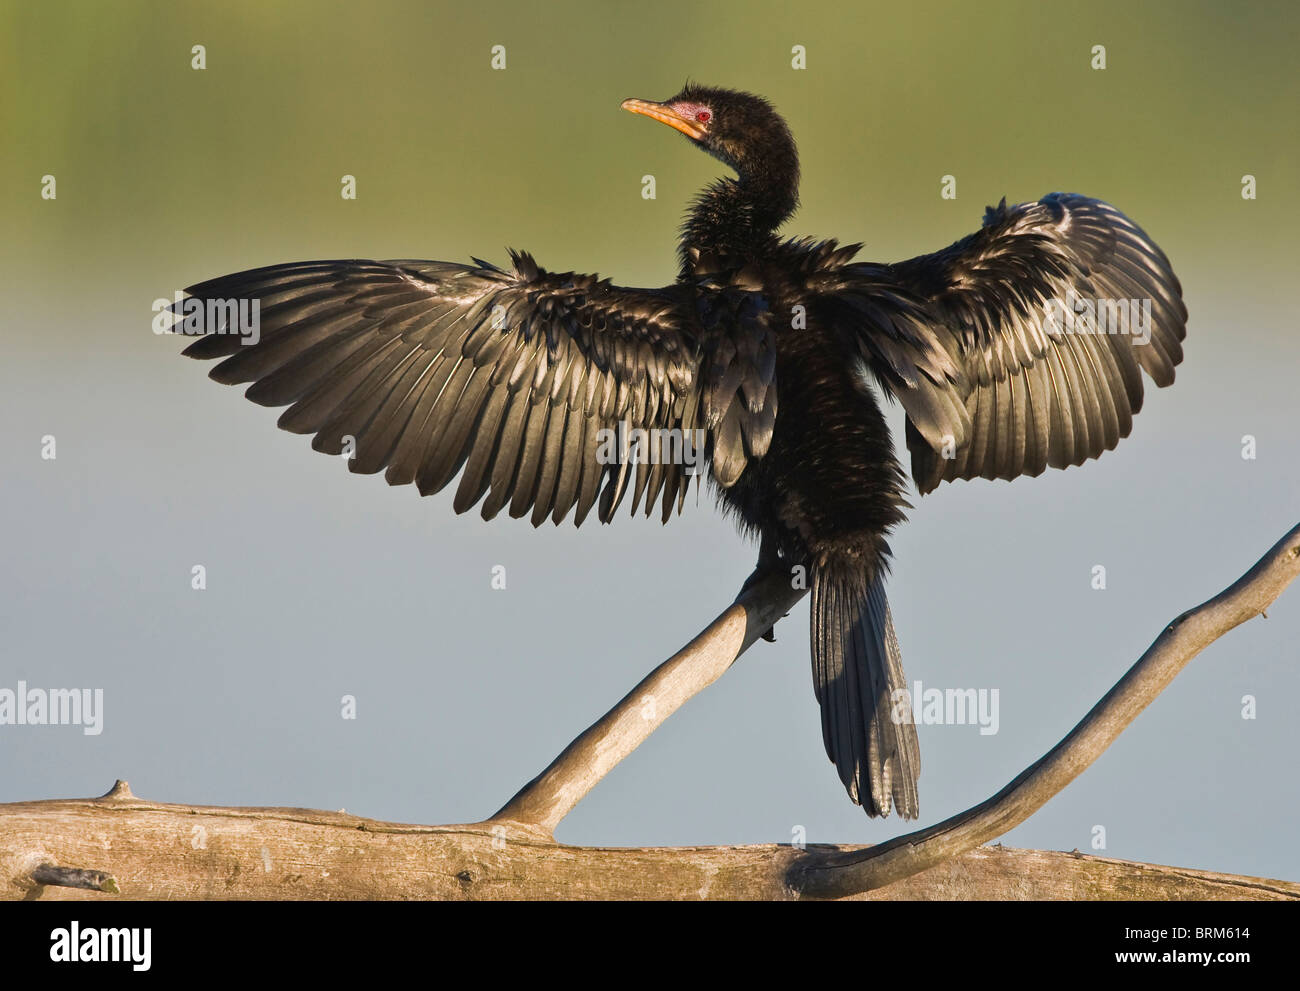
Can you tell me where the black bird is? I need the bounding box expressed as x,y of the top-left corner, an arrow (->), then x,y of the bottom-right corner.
175,85 -> 1186,818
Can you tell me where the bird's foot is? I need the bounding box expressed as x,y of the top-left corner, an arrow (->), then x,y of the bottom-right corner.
739,540 -> 792,642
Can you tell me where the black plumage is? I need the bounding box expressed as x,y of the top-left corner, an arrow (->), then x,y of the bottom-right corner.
176,85 -> 1187,818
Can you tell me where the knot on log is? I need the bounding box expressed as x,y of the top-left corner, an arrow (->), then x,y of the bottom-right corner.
31,864 -> 119,894
99,780 -> 136,801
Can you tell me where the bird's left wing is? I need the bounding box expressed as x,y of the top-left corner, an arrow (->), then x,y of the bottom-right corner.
174,254 -> 715,525
810,193 -> 1188,494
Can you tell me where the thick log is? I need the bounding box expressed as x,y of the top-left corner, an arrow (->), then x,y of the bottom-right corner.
3,782 -> 1296,900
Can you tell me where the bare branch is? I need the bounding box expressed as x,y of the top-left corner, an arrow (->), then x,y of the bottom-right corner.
2,527 -> 1294,900
494,569 -> 807,832
791,521 -> 1300,898
2,525 -> 1297,899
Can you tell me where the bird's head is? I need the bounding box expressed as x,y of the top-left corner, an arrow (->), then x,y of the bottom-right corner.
621,84 -> 797,181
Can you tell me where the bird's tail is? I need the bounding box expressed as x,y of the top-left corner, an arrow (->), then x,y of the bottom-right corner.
810,559 -> 920,818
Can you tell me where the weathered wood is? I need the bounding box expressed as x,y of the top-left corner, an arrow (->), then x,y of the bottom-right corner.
3,523 -> 1296,900
793,521 -> 1300,897
495,569 -> 806,831
3,783 -> 1296,900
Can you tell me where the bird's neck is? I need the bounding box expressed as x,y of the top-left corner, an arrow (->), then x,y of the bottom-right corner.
680,156 -> 799,276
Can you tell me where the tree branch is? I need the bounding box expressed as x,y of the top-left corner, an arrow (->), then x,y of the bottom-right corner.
493,569 -> 807,833
3,523 -> 1296,900
790,521 -> 1300,898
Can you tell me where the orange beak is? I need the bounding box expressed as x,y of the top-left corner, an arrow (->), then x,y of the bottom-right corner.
620,98 -> 707,140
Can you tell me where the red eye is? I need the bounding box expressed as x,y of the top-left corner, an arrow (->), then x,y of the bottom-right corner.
696,110 -> 711,123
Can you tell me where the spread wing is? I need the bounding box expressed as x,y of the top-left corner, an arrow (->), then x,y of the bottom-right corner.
818,193 -> 1188,493
175,253 -> 773,525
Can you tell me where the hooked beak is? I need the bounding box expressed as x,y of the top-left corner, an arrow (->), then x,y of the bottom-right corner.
620,98 -> 707,140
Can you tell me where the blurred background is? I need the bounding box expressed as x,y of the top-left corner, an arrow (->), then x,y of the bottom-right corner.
2,0 -> 1298,883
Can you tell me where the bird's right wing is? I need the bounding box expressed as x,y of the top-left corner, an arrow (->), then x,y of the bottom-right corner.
175,253 -> 765,525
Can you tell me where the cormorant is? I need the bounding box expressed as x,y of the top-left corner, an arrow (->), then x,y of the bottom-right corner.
175,85 -> 1187,819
